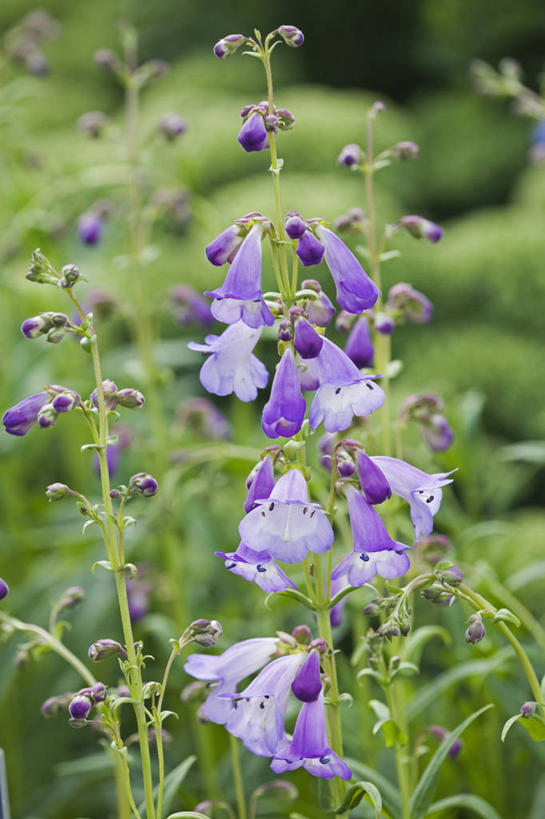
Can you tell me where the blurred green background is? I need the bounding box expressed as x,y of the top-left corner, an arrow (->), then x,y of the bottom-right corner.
1,1 -> 545,817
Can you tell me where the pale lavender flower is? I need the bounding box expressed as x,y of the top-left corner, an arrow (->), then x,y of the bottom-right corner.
244,457 -> 275,513
271,691 -> 351,780
345,485 -> 399,552
206,224 -> 245,266
370,456 -> 456,540
308,337 -> 385,432
188,321 -> 268,402
345,316 -> 374,368
239,469 -> 333,563
216,543 -> 296,593
206,224 -> 274,328
262,348 -> 306,439
331,547 -> 410,587
3,392 -> 50,436
316,226 -> 379,312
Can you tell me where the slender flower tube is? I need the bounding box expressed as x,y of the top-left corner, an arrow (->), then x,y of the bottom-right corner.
345,316 -> 374,368
316,226 -> 379,312
205,224 -> 245,266
223,653 -> 306,755
2,392 -> 50,436
370,456 -> 456,540
345,485 -> 400,552
188,321 -> 269,402
308,337 -> 385,432
206,224 -> 274,328
356,450 -> 392,505
271,691 -> 352,780
262,347 -> 306,439
291,650 -> 322,702
184,637 -> 278,722
239,469 -> 333,563
216,542 -> 297,593
244,457 -> 275,512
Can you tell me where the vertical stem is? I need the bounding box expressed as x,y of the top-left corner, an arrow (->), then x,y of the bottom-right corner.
229,734 -> 247,819
111,748 -> 135,819
384,684 -> 411,819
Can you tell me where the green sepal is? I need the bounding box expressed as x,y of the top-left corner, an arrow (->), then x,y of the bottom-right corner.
493,607 -> 521,627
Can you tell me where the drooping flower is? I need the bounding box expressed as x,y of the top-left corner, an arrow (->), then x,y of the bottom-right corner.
244,457 -> 275,513
345,316 -> 374,368
205,224 -> 245,266
332,547 -> 410,588
386,282 -> 433,324
421,414 -> 454,452
238,112 -> 268,152
188,321 -> 269,402
291,650 -> 322,702
239,469 -> 333,563
262,347 -> 306,439
277,25 -> 304,47
370,456 -> 456,540
316,226 -> 379,312
205,224 -> 274,328
308,337 -> 385,432
2,392 -> 50,436
271,691 -> 352,780
223,653 -> 306,755
216,543 -> 296,593
184,637 -> 278,722
345,485 -> 398,552
399,215 -> 443,243
356,450 -> 391,505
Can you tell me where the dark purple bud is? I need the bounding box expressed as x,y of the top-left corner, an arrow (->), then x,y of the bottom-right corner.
52,393 -> 76,413
375,312 -> 395,335
386,282 -> 433,324
428,725 -> 462,758
129,472 -> 158,497
336,451 -> 355,477
169,284 -> 213,326
277,108 -> 295,130
391,141 -> 419,160
337,143 -> 363,167
278,319 -> 292,342
0,578 -> 8,600
21,316 -> 48,338
292,650 -> 322,702
3,392 -> 50,436
244,456 -> 275,512
294,317 -> 323,359
88,639 -> 126,662
91,682 -> 107,702
187,619 -> 223,647
157,112 -> 187,141
309,637 -> 327,654
213,34 -> 246,60
238,112 -> 268,152
94,49 -> 118,71
69,694 -> 92,720
399,215 -> 443,243
277,25 -> 304,47
465,613 -> 485,644
37,404 -> 57,428
41,692 -> 73,717
297,231 -> 325,267
78,211 -> 103,245
345,316 -> 374,368
45,482 -> 70,501
285,214 -> 307,239
521,701 -> 537,718
356,451 -> 391,505
91,379 -> 118,409
77,111 -> 108,138
116,388 -> 145,409
205,224 -> 245,266
292,624 -> 313,644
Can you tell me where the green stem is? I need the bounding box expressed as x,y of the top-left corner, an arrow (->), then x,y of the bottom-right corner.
110,747 -> 137,819
156,643 -> 179,818
229,734 -> 247,819
384,683 -> 411,819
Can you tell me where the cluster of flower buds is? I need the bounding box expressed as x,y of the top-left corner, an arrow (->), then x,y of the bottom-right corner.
238,102 -> 295,152
90,380 -> 145,411
128,472 -> 158,497
336,133 -> 418,171
21,312 -> 70,342
213,25 -> 303,61
93,40 -> 169,87
2,385 -> 81,436
399,393 -> 454,452
183,619 -> 223,648
68,682 -> 107,727
4,8 -> 60,75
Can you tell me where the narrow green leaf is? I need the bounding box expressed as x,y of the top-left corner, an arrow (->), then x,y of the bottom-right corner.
167,813 -> 209,819
427,793 -> 501,818
335,780 -> 383,816
346,760 -> 402,819
140,754 -> 196,816
409,704 -> 494,819
405,626 -> 452,667
501,713 -> 522,742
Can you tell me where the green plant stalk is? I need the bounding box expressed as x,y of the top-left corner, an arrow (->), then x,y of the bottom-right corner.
110,747 -> 138,819
155,642 -> 181,818
481,575 -> 545,658
229,734 -> 247,819
384,683 -> 411,819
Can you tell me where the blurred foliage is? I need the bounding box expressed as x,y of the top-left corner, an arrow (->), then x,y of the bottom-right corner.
0,1 -> 545,818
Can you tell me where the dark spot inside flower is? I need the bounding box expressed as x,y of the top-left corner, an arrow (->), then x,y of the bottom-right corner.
426,495 -> 434,504
264,694 -> 270,698
310,510 -> 316,518
245,697 -> 249,702
269,502 -> 275,511
319,755 -> 330,764
226,562 -> 236,569
303,506 -> 308,514
256,565 -> 267,573
335,387 -> 341,395
360,552 -> 370,562
261,511 -> 266,517
232,701 -> 238,709
366,382 -> 374,390
259,701 -> 265,709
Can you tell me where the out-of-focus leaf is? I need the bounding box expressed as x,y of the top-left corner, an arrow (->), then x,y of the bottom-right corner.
508,560 -> 545,592
427,793 -> 501,818
409,704 -> 494,819
500,441 -> 545,464
335,780 -> 382,816
347,760 -> 402,819
405,626 -> 451,667
140,755 -> 196,816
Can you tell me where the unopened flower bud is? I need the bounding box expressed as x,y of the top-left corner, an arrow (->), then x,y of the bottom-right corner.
386,283 -> 433,324
336,451 -> 355,477
91,682 -> 107,702
437,566 -> 462,585
52,393 -> 76,413
94,49 -> 118,71
187,619 -> 223,647
88,639 -> 126,662
465,613 -> 486,645
421,585 -> 453,606
213,34 -> 246,60
428,725 -> 462,758
45,482 -> 70,501
277,108 -> 295,129
294,317 -> 323,359
337,143 -> 363,167
363,598 -> 381,616
277,25 -> 304,47
129,472 -> 158,497
375,312 -> 395,334
309,637 -> 328,654
37,404 -> 57,428
157,112 -> 187,141
58,586 -> 85,610
277,319 -> 292,342
304,291 -> 335,327
371,101 -> 386,117
292,624 -> 313,644
265,114 -> 279,131
301,278 -> 322,293
399,215 -> 443,244
26,249 -> 58,285
69,693 -> 92,720
391,140 -> 419,160
41,692 -> 73,717
60,263 -> 80,287
21,316 -> 48,338
78,211 -> 103,245
116,388 -> 145,409
521,701 -> 537,718
78,111 -> 108,138
0,578 -> 8,600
